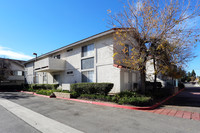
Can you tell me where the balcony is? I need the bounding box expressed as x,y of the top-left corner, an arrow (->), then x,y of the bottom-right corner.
34,57 -> 65,72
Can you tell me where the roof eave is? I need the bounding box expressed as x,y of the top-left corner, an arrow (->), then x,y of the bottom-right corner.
25,28 -> 116,64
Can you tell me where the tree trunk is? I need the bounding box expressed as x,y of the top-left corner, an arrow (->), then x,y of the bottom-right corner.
153,57 -> 157,90
140,67 -> 146,93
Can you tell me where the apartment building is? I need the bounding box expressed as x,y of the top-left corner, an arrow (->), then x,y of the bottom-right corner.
0,58 -> 25,85
24,29 -> 140,93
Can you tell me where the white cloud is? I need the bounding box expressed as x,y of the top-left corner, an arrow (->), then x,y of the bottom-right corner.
0,46 -> 33,60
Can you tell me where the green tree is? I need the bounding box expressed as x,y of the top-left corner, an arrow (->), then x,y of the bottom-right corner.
191,70 -> 196,77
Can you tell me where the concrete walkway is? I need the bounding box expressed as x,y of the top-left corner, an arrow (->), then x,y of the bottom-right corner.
0,98 -> 83,133
144,108 -> 200,121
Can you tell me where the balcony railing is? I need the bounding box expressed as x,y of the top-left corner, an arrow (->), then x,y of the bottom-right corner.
34,57 -> 65,72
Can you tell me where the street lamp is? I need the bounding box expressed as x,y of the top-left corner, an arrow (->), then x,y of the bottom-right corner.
33,53 -> 37,84
33,53 -> 37,61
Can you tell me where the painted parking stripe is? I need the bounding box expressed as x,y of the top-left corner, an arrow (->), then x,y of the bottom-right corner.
0,98 -> 84,133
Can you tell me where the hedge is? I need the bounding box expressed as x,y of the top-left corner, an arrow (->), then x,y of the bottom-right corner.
145,81 -> 162,89
70,83 -> 113,97
29,84 -> 59,90
79,91 -> 152,106
0,85 -> 25,92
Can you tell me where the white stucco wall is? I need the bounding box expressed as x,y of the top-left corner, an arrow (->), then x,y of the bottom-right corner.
96,65 -> 120,93
24,33 -> 135,93
120,69 -> 140,92
25,62 -> 34,84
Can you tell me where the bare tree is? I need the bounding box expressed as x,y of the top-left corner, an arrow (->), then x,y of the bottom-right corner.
108,0 -> 200,92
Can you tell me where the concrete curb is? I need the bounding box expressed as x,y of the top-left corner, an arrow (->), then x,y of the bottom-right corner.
21,88 -> 184,110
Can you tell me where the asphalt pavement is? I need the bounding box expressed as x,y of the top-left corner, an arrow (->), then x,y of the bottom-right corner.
163,83 -> 200,113
0,91 -> 200,133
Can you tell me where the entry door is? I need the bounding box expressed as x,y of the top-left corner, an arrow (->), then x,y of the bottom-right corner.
124,72 -> 131,90
53,74 -> 61,84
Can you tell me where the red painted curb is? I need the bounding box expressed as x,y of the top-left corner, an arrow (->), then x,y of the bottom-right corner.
33,93 -> 52,98
21,91 -> 54,98
21,88 -> 184,111
56,88 -> 184,110
20,91 -> 34,94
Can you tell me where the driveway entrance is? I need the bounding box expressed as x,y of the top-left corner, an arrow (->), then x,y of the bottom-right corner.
162,83 -> 200,113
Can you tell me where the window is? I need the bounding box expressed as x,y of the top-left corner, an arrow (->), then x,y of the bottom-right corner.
67,71 -> 73,75
53,54 -> 60,59
81,57 -> 94,70
129,45 -> 133,56
11,71 -> 23,76
35,72 -> 39,84
67,49 -> 73,52
81,44 -> 94,57
17,71 -> 23,76
43,72 -> 48,84
82,70 -> 94,82
125,44 -> 133,56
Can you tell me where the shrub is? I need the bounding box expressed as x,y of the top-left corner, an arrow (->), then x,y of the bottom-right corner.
145,81 -> 162,89
35,89 -> 55,96
178,82 -> 185,90
70,83 -> 113,97
78,90 -> 152,106
117,90 -> 138,97
117,96 -> 152,105
79,94 -> 112,101
112,90 -> 152,106
30,84 -> 59,90
53,89 -> 70,93
27,88 -> 36,92
0,85 -> 25,92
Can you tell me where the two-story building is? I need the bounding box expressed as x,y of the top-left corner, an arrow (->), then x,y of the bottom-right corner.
0,58 -> 25,85
24,28 -> 140,93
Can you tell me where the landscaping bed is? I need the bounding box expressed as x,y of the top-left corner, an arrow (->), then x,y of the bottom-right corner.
21,82 -> 185,107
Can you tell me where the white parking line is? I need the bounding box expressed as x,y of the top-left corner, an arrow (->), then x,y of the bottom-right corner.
0,98 -> 84,133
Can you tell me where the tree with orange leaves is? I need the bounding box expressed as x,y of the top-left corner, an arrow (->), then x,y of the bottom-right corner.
108,0 -> 200,92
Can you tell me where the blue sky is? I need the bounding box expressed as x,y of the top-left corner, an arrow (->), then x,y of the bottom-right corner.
0,0 -> 199,75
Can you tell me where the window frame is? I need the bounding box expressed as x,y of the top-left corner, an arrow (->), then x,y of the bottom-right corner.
81,57 -> 94,70
81,70 -> 94,83
81,44 -> 94,57
53,54 -> 61,59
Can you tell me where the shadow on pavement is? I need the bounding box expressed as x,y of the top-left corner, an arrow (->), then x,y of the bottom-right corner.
0,92 -> 34,100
